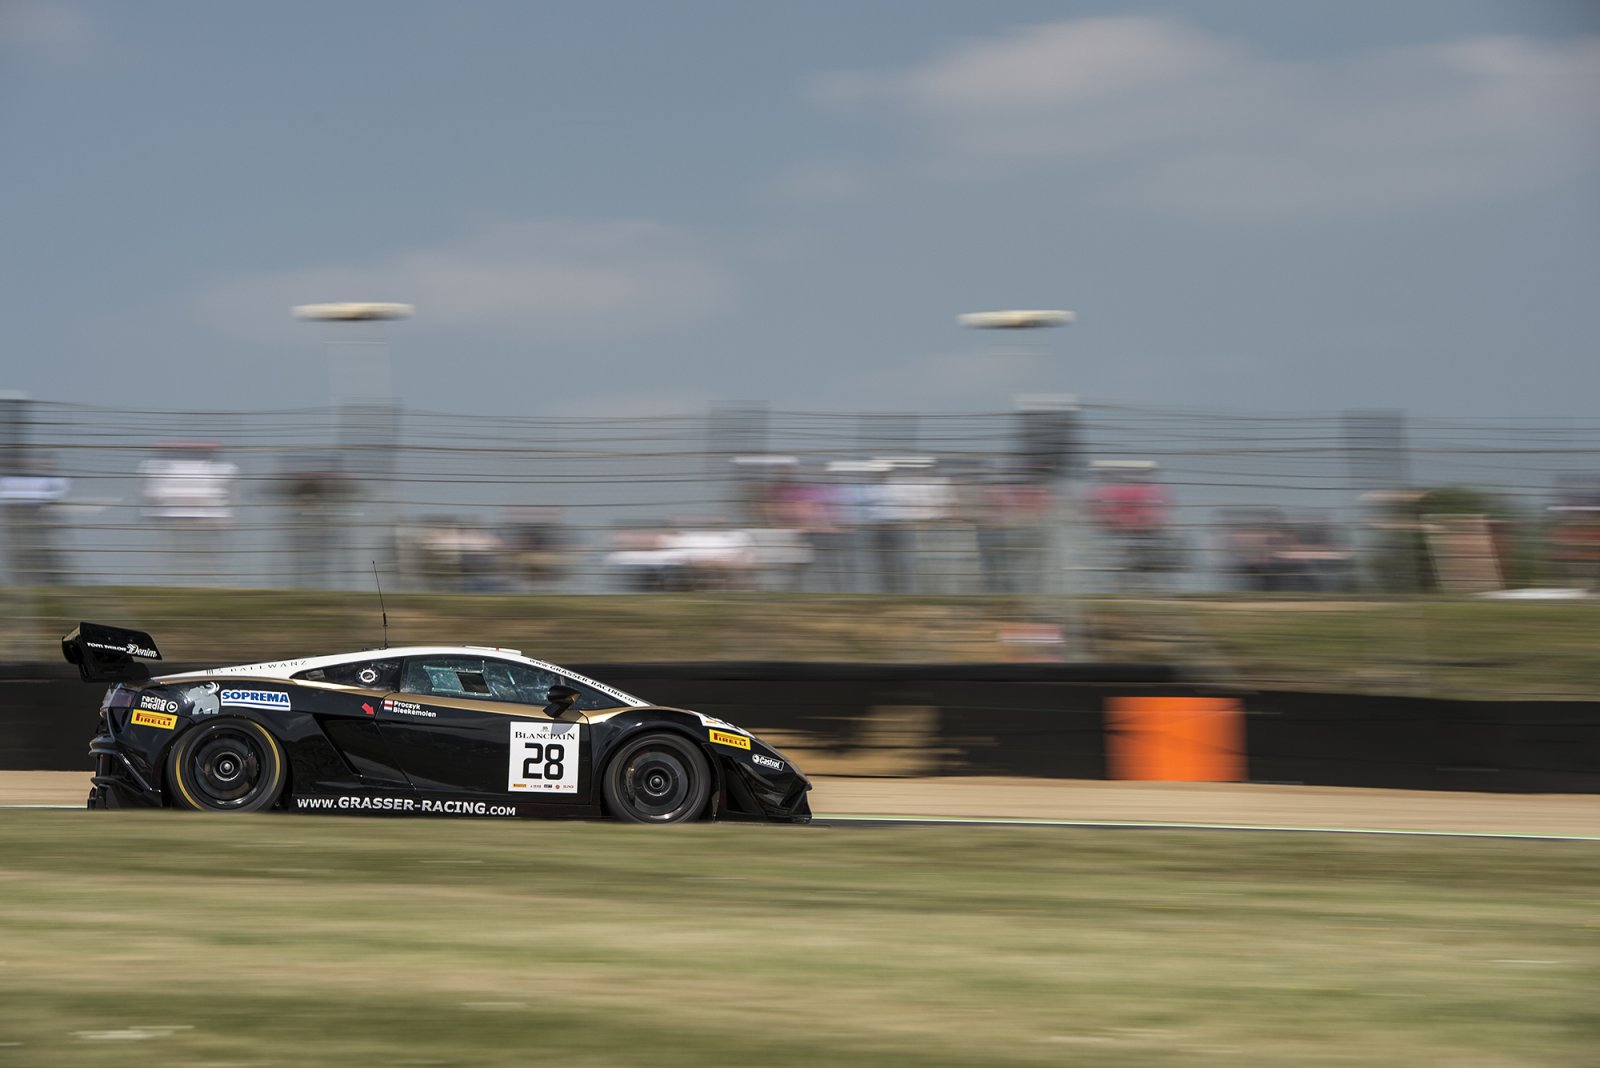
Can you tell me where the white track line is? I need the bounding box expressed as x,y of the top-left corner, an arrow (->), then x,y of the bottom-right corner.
814,814 -> 1600,841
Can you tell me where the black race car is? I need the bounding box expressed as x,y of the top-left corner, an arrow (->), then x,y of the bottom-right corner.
63,622 -> 810,824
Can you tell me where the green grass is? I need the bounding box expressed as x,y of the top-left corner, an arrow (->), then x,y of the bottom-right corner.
6,586 -> 1600,697
1,812 -> 1596,1066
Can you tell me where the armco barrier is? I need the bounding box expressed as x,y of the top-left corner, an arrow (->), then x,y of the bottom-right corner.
3,662 -> 1597,791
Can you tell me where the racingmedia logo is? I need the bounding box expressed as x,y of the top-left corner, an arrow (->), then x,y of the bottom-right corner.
295,796 -> 516,817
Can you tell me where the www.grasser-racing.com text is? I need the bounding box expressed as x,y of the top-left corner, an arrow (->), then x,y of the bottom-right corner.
295,796 -> 517,816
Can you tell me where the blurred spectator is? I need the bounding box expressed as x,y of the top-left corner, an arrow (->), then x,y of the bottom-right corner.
905,461 -> 964,594
862,458 -> 953,593
499,507 -> 578,592
139,442 -> 237,586
864,465 -> 916,593
1220,508 -> 1292,592
821,461 -> 881,592
732,460 -> 818,591
760,465 -> 836,591
1220,507 -> 1352,593
1280,513 -> 1355,592
975,463 -> 1051,594
273,453 -> 355,589
396,515 -> 505,592
1086,461 -> 1182,590
744,526 -> 813,591
796,468 -> 855,593
728,455 -> 796,528
0,457 -> 71,585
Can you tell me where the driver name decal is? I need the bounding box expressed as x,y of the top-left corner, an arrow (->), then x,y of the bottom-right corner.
508,720 -> 580,794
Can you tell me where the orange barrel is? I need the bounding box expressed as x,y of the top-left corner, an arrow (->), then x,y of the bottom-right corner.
1106,697 -> 1245,781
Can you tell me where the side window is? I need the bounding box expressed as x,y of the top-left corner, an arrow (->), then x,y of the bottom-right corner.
402,657 -> 492,698
401,657 -> 550,704
399,657 -> 617,709
487,661 -> 561,706
295,660 -> 401,690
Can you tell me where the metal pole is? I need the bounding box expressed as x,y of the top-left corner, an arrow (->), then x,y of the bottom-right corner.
961,310 -> 1082,659
294,304 -> 413,590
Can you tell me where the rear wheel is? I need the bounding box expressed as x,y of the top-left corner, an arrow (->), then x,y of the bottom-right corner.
165,718 -> 287,812
602,733 -> 712,824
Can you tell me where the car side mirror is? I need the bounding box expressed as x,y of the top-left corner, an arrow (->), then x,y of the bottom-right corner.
545,684 -> 581,714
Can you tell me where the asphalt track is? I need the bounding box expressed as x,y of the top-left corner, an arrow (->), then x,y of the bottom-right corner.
4,802 -> 1595,841
6,771 -> 1597,839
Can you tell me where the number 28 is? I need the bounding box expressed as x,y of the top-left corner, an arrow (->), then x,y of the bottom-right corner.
522,742 -> 565,781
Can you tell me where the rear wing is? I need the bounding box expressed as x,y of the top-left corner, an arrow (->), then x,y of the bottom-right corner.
61,622 -> 163,683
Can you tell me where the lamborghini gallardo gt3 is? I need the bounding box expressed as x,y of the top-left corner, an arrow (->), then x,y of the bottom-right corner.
64,622 -> 811,824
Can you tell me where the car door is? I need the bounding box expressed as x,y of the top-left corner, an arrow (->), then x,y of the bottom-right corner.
291,658 -> 409,787
378,655 -> 589,803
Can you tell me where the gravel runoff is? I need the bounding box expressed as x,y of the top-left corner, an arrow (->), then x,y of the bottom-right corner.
3,771 -> 1595,836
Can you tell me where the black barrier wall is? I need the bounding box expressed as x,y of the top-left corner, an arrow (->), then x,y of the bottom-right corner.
0,668 -> 103,772
579,663 -> 1200,781
1242,690 -> 1600,793
5,662 -> 1598,791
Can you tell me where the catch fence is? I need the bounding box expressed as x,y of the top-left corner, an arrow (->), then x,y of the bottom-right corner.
1,399 -> 1597,597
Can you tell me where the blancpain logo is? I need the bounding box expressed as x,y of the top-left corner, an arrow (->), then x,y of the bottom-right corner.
220,689 -> 291,709
751,753 -> 783,771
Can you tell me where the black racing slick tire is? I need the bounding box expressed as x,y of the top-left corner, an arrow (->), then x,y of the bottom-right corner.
602,733 -> 713,824
165,718 -> 287,813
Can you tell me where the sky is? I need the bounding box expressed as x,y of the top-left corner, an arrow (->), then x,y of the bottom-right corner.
2,0 -> 1597,419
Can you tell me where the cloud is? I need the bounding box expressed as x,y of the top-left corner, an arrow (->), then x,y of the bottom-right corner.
192,218 -> 733,344
810,17 -> 1600,218
0,0 -> 95,49
815,17 -> 1238,118
768,160 -> 869,204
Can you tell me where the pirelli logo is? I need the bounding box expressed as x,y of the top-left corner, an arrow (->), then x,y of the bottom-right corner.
708,729 -> 749,750
130,709 -> 178,730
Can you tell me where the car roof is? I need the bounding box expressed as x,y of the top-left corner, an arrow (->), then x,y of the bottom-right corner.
157,645 -> 649,707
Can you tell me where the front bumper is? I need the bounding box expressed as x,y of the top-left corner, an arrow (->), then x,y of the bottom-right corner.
721,761 -> 813,823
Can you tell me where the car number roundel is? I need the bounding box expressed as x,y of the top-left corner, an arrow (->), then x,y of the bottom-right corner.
508,721 -> 580,794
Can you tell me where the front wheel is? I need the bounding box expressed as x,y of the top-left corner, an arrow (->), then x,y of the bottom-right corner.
602,733 -> 712,824
165,718 -> 287,812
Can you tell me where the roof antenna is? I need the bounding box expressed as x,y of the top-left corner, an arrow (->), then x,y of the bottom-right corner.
372,560 -> 389,649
